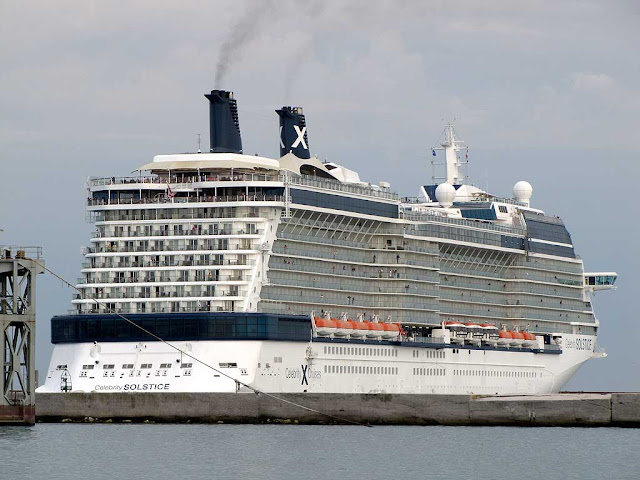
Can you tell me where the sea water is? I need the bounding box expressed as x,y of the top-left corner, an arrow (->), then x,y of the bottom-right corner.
1,424 -> 638,479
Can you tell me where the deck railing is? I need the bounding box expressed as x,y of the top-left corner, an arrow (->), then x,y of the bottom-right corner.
88,194 -> 284,207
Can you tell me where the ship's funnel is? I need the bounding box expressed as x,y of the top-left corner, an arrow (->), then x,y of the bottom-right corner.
204,90 -> 243,154
276,106 -> 310,159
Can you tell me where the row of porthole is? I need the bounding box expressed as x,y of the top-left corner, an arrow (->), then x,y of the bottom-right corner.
82,363 -> 192,371
413,350 -> 444,359
413,368 -> 445,376
323,365 -> 398,375
453,369 -> 538,378
323,345 -> 398,357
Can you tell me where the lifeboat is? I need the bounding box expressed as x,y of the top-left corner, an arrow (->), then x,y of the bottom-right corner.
333,319 -> 353,337
364,321 -> 384,339
348,320 -> 368,338
381,322 -> 400,340
481,324 -> 499,344
522,332 -> 537,348
498,330 -> 512,346
466,323 -> 484,337
509,331 -> 524,347
445,321 -> 467,344
314,317 -> 336,337
465,323 -> 483,345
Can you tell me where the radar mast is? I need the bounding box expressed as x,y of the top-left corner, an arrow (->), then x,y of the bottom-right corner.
431,124 -> 468,185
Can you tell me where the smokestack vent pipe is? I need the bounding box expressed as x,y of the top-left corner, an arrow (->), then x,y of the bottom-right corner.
204,90 -> 243,154
276,106 -> 310,159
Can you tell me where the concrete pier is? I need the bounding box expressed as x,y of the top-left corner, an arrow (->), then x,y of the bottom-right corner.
35,392 -> 640,427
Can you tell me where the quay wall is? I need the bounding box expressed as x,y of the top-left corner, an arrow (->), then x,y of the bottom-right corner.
35,392 -> 640,427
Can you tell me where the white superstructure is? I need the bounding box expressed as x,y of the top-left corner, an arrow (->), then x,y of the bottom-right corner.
38,90 -> 616,396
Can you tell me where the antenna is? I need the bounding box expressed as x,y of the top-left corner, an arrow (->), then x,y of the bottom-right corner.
197,133 -> 202,153
431,123 -> 469,185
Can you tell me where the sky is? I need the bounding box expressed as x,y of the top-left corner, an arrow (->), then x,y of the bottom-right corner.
1,0 -> 638,391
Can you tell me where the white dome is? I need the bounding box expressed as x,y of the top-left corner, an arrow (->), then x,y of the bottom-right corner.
513,181 -> 533,204
452,184 -> 485,202
435,182 -> 456,207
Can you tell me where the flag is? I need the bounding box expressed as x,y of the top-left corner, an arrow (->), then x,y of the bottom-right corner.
167,184 -> 175,198
432,149 -> 436,157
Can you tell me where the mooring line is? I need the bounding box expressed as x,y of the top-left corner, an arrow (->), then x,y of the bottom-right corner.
37,260 -> 370,427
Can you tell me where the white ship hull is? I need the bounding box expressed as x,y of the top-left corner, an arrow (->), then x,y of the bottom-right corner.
38,333 -> 595,395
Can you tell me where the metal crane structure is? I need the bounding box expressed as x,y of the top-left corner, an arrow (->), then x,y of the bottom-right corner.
0,246 -> 44,425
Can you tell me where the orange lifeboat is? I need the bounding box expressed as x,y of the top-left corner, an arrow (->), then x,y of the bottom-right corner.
348,320 -> 368,338
333,319 -> 353,337
509,331 -> 524,347
522,332 -> 537,347
498,330 -> 512,346
381,322 -> 400,340
364,321 -> 384,338
314,317 -> 337,336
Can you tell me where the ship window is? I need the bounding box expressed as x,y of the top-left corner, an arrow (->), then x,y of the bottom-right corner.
103,364 -> 115,370
181,363 -> 193,368
82,364 -> 94,370
122,364 -> 134,369
498,205 -> 508,213
141,364 -> 152,369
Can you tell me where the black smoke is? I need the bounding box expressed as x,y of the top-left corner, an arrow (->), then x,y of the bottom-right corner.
214,0 -> 275,88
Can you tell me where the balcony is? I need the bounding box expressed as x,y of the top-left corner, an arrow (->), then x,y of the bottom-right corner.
88,172 -> 281,187
88,194 -> 284,207
77,273 -> 248,285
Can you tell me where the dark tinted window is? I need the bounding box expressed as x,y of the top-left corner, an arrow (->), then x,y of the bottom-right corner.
523,212 -> 573,245
51,313 -> 311,344
291,188 -> 398,218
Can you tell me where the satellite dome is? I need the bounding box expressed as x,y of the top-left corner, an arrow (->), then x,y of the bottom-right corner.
435,182 -> 456,207
513,181 -> 533,205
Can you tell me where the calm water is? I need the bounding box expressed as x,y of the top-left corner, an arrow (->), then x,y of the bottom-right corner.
1,424 -> 638,479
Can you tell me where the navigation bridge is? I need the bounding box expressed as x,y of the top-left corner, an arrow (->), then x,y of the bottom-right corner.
584,272 -> 618,292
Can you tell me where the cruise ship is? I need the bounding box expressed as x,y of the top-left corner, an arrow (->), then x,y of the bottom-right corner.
38,90 -> 617,396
